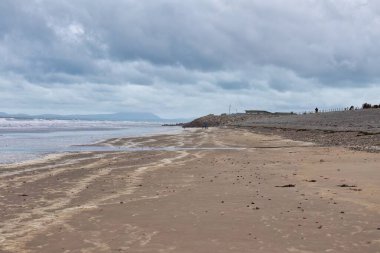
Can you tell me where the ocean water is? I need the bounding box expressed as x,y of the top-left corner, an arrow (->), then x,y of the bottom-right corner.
0,118 -> 181,164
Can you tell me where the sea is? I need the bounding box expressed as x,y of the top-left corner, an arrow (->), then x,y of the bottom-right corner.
0,118 -> 182,164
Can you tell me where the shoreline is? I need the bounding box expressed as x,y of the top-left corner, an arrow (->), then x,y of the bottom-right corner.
0,126 -> 183,166
1,128 -> 379,252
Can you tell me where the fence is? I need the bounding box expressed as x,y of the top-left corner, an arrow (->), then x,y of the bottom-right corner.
301,106 -> 361,115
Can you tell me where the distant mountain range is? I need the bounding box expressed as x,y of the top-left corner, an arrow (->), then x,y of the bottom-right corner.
0,112 -> 190,122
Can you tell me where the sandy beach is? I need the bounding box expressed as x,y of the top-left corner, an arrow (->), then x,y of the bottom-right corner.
1,128 -> 380,253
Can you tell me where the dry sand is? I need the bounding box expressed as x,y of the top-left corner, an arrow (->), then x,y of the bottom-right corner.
0,128 -> 380,253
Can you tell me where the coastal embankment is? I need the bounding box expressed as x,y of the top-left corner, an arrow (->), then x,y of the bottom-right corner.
1,128 -> 380,252
184,109 -> 380,152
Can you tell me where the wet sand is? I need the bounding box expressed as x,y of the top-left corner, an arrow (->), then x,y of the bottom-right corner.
0,128 -> 380,252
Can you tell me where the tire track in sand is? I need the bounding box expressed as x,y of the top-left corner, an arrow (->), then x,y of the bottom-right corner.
0,150 -> 191,253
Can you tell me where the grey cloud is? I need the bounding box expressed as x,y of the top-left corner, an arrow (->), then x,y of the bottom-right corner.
217,80 -> 251,90
1,0 -> 380,117
3,0 -> 380,84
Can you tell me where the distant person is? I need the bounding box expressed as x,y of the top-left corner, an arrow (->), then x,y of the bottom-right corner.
349,106 -> 354,110
315,107 -> 319,113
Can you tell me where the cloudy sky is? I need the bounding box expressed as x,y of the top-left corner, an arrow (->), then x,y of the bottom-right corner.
1,0 -> 380,118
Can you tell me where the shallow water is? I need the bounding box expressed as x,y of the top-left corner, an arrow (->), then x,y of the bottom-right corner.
0,119 -> 181,164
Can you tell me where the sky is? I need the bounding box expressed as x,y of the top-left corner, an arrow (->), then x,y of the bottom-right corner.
1,0 -> 380,118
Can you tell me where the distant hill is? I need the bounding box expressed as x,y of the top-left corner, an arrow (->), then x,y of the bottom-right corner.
0,112 -> 193,123
0,112 -> 162,121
